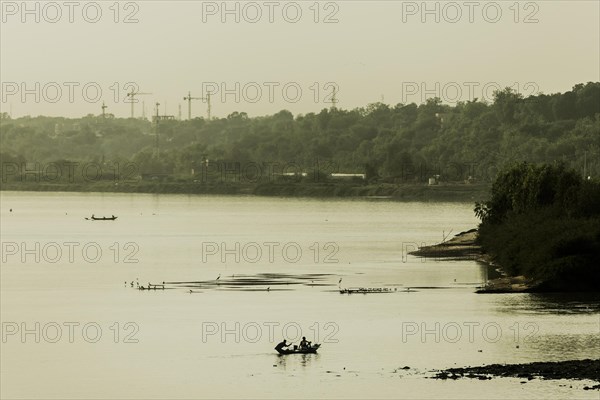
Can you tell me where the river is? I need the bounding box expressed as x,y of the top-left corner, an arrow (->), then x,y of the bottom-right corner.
1,191 -> 598,399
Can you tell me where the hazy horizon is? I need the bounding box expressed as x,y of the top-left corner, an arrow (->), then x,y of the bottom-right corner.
1,1 -> 599,119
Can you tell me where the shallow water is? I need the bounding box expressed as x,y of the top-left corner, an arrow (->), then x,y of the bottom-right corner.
1,191 -> 598,399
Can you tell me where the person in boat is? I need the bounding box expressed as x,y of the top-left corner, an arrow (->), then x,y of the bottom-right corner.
299,337 -> 309,349
275,339 -> 291,352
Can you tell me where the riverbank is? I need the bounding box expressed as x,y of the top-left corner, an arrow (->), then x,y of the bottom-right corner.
408,229 -> 542,293
0,181 -> 491,202
432,359 -> 600,389
407,228 -> 483,260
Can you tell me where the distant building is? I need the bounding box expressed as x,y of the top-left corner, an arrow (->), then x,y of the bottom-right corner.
330,173 -> 366,180
428,174 -> 440,185
274,172 -> 308,178
152,115 -> 176,123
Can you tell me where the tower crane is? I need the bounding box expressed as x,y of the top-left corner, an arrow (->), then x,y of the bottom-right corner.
183,91 -> 212,120
154,102 -> 160,157
126,90 -> 152,118
330,86 -> 339,110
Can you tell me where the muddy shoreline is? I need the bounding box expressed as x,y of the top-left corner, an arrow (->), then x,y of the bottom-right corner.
408,229 -> 541,293
432,359 -> 600,389
408,228 -> 483,261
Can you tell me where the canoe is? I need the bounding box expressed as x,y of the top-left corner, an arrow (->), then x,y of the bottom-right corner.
276,344 -> 320,355
86,216 -> 118,221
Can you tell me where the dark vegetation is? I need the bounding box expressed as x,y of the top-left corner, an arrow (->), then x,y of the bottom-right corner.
475,163 -> 600,291
1,83 -> 599,197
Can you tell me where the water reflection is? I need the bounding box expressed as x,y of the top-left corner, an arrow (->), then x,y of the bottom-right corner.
276,353 -> 321,370
497,293 -> 600,315
525,333 -> 600,360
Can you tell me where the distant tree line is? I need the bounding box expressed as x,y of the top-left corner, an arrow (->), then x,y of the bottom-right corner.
1,82 -> 599,183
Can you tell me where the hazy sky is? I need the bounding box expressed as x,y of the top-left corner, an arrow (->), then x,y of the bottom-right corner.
1,0 -> 599,119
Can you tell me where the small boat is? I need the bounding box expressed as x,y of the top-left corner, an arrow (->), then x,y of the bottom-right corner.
276,344 -> 321,355
86,215 -> 118,221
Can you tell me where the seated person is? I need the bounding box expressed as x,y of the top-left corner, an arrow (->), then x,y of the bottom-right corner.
299,337 -> 309,349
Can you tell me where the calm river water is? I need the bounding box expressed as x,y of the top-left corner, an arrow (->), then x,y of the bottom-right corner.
1,191 -> 598,399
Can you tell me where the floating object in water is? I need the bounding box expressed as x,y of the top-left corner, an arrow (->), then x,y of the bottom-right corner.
86,215 -> 117,221
339,287 -> 395,294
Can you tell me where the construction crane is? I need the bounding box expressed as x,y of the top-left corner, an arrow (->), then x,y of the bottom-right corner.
183,91 -> 212,120
126,90 -> 152,118
205,92 -> 212,121
154,102 -> 160,157
330,86 -> 338,110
